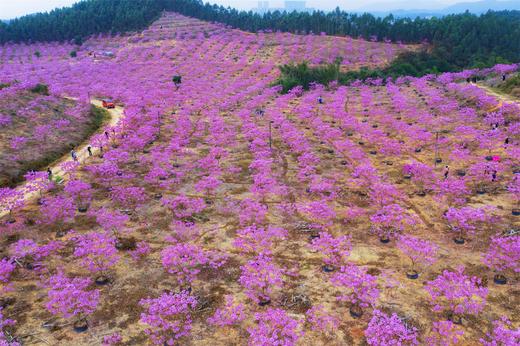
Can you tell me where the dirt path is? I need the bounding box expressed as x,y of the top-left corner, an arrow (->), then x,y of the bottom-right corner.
0,99 -> 123,218
475,83 -> 520,105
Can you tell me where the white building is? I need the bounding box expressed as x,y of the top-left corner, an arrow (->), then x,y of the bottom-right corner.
253,0 -> 314,14
256,1 -> 270,14
284,1 -> 307,11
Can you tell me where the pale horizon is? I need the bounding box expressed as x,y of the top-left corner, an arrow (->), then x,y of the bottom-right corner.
0,0 -> 515,19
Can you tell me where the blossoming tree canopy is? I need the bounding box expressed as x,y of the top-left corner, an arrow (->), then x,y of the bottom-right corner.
0,9 -> 518,346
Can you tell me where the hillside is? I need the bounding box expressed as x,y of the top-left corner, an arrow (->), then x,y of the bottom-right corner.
0,12 -> 518,346
1,0 -> 520,76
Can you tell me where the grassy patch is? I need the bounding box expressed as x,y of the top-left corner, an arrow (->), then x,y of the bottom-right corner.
29,83 -> 49,95
2,103 -> 111,187
496,74 -> 520,97
88,104 -> 111,133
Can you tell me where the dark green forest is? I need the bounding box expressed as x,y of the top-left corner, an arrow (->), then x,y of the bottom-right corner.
1,0 -> 519,79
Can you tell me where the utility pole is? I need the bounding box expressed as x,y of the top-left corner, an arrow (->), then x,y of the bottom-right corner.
269,121 -> 273,150
434,131 -> 440,166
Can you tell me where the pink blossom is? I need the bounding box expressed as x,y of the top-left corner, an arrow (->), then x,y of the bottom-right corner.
305,305 -> 339,334
139,291 -> 197,345
427,320 -> 464,346
330,265 -> 379,309
239,254 -> 284,303
425,266 -> 488,315
233,225 -> 287,255
45,271 -> 100,319
129,241 -> 152,262
248,308 -> 302,346
102,332 -> 122,346
397,235 -> 438,272
480,317 -> 520,346
207,295 -> 246,327
0,259 -> 15,283
310,232 -> 352,267
162,195 -> 206,219
483,236 -> 520,274
73,232 -> 120,273
161,243 -> 224,285
365,309 -> 419,345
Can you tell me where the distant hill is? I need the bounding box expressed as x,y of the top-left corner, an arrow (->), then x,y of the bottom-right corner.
359,0 -> 520,17
445,0 -> 520,13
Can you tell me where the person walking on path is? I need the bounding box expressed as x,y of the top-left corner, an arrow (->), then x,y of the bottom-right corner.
47,168 -> 52,181
71,149 -> 78,162
443,165 -> 450,179
87,145 -> 93,157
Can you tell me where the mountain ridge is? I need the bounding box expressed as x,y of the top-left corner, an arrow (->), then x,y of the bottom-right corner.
357,0 -> 520,17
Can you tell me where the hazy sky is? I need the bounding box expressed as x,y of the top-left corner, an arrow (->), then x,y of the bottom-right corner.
0,0 -> 489,19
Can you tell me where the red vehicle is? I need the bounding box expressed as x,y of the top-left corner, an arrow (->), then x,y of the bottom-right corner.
102,99 -> 115,109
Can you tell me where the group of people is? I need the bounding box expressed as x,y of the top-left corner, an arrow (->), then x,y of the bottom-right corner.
70,144 -> 95,162
47,134 -> 108,180
443,163 -> 498,182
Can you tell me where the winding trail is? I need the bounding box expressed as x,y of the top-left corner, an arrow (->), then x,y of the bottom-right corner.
475,83 -> 520,106
0,99 -> 123,218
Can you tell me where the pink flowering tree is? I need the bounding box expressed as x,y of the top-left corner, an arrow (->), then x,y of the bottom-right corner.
64,179 -> 93,211
239,254 -> 284,305
129,241 -> 152,262
397,235 -> 438,279
434,178 -> 471,207
468,161 -> 502,193
0,258 -> 15,290
73,232 -> 120,282
102,333 -> 123,346
162,195 -> 206,220
39,195 -> 76,233
0,188 -> 24,222
233,225 -> 288,255
444,206 -> 498,243
368,183 -> 403,208
508,176 -> 520,215
365,309 -> 419,346
238,198 -> 268,226
45,271 -> 100,329
207,295 -> 246,327
425,266 -> 488,321
349,163 -> 379,193
139,291 -> 197,346
305,305 -> 339,337
310,232 -> 352,271
298,200 -> 337,227
109,185 -> 147,213
9,238 -> 63,270
248,308 -> 303,346
93,207 -> 130,239
24,171 -> 52,200
168,220 -> 201,242
161,243 -> 225,287
370,204 -> 417,242
194,175 -> 221,197
480,317 -> 520,346
426,320 -> 464,346
482,235 -> 520,284
0,308 -> 18,345
403,161 -> 436,195
330,265 -> 379,318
